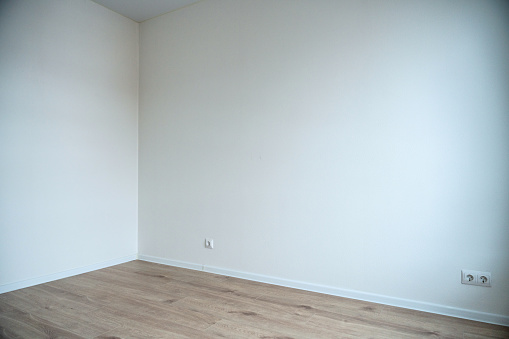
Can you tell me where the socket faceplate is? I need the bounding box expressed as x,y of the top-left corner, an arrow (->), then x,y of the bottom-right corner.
205,238 -> 214,249
461,270 -> 491,287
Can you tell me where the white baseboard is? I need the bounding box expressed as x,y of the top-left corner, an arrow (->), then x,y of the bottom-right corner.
138,254 -> 509,327
0,254 -> 138,294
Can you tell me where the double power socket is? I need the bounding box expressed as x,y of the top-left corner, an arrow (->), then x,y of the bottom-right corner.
461,270 -> 491,287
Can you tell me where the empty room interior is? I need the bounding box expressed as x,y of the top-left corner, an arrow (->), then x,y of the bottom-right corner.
1,0 -> 509,337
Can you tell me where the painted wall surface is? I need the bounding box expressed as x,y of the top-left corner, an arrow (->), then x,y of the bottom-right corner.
139,0 -> 509,316
0,0 -> 139,286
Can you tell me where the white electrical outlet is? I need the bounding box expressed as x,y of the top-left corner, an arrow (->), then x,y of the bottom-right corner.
479,273 -> 491,287
461,270 -> 477,286
205,238 -> 214,249
461,270 -> 491,287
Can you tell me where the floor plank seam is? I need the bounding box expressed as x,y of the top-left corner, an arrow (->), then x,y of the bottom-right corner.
94,324 -> 124,339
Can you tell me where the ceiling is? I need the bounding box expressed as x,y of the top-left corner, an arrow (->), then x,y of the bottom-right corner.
92,0 -> 201,22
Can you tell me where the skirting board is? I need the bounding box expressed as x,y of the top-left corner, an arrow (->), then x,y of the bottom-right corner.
138,254 -> 509,327
0,254 -> 137,294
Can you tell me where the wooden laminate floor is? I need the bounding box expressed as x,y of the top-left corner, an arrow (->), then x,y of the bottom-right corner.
0,260 -> 508,338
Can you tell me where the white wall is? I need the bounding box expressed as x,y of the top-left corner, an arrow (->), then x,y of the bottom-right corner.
139,0 -> 509,318
0,0 -> 139,286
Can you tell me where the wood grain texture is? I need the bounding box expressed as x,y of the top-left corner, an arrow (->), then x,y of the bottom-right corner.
0,260 -> 507,338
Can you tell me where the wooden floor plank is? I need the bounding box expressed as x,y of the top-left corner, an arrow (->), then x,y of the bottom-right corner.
92,314 -> 190,339
0,300 -> 84,339
204,319 -> 298,339
90,306 -> 219,339
378,305 -> 509,339
49,274 -> 187,307
1,260 -> 507,339
58,283 -> 219,331
305,313 -> 425,339
0,290 -> 116,338
47,273 -> 222,334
